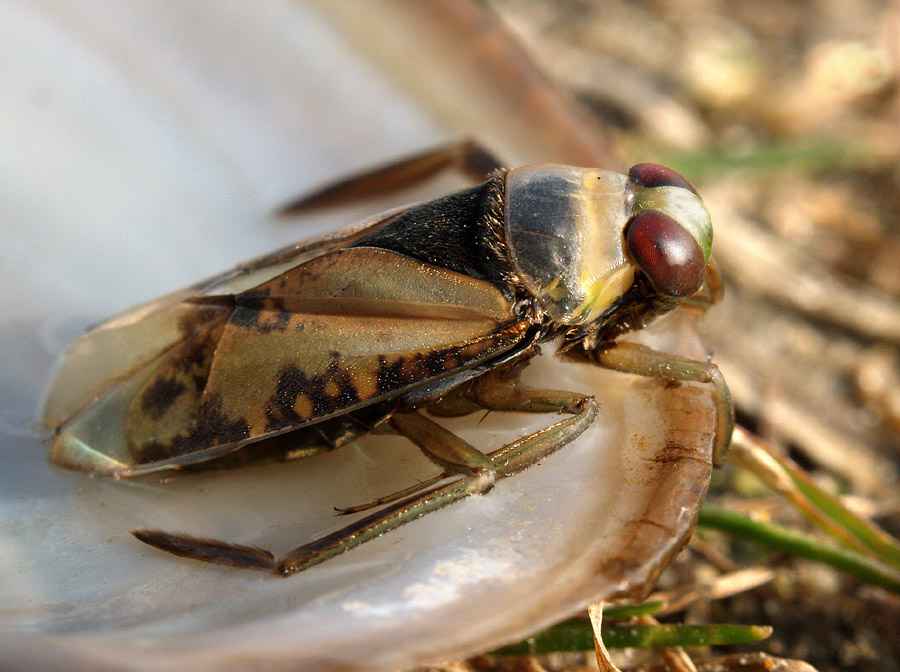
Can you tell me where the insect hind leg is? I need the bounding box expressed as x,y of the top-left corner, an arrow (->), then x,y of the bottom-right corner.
131,385 -> 598,574
276,394 -> 598,574
131,529 -> 276,570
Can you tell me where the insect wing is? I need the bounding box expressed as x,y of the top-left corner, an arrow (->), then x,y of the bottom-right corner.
42,209 -> 401,435
47,242 -> 525,474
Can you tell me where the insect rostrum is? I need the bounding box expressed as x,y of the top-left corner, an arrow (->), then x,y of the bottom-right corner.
43,160 -> 731,575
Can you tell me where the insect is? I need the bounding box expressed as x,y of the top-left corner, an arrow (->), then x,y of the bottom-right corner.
43,142 -> 732,575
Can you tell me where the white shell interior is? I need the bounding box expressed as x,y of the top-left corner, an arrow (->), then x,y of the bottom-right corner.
0,3 -> 715,671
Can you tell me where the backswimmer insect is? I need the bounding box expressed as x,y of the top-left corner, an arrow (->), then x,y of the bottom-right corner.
42,141 -> 733,576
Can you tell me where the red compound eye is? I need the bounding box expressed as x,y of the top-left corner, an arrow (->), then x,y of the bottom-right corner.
626,210 -> 705,297
628,163 -> 698,195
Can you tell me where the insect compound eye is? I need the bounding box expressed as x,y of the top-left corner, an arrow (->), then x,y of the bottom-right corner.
628,163 -> 698,196
625,210 -> 705,298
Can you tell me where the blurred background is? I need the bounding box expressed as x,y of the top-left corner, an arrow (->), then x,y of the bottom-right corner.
2,1 -> 900,671
479,1 -> 900,669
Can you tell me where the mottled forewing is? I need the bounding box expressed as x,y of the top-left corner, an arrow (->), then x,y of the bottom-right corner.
124,247 -> 524,469
44,211 -> 401,471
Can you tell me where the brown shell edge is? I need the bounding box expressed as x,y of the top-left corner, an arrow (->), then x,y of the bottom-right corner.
594,379 -> 715,603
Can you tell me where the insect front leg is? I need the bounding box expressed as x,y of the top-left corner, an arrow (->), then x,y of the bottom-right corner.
458,375 -> 600,476
585,342 -> 735,466
279,138 -> 504,214
337,364 -> 596,514
680,258 -> 725,310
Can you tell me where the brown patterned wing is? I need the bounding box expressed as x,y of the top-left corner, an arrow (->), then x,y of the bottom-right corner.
48,247 -> 526,475
42,208 -> 400,436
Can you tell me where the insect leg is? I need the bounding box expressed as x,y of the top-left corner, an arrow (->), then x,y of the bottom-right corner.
679,258 -> 724,310
390,411 -> 495,483
338,374 -> 594,514
132,392 -> 597,574
336,410 -> 496,515
587,342 -> 734,466
333,472 -> 449,515
276,396 -> 598,574
278,139 -> 504,214
464,367 -> 588,414
461,378 -> 599,475
131,530 -> 276,570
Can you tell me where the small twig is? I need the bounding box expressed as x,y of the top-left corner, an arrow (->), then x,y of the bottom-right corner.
630,652 -> 820,671
589,602 -> 623,672
688,535 -> 740,573
646,567 -> 775,617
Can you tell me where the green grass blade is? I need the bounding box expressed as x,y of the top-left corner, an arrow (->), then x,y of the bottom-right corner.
603,600 -> 665,620
780,458 -> 900,572
698,506 -> 900,594
601,623 -> 772,649
654,138 -> 875,180
491,619 -> 771,655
